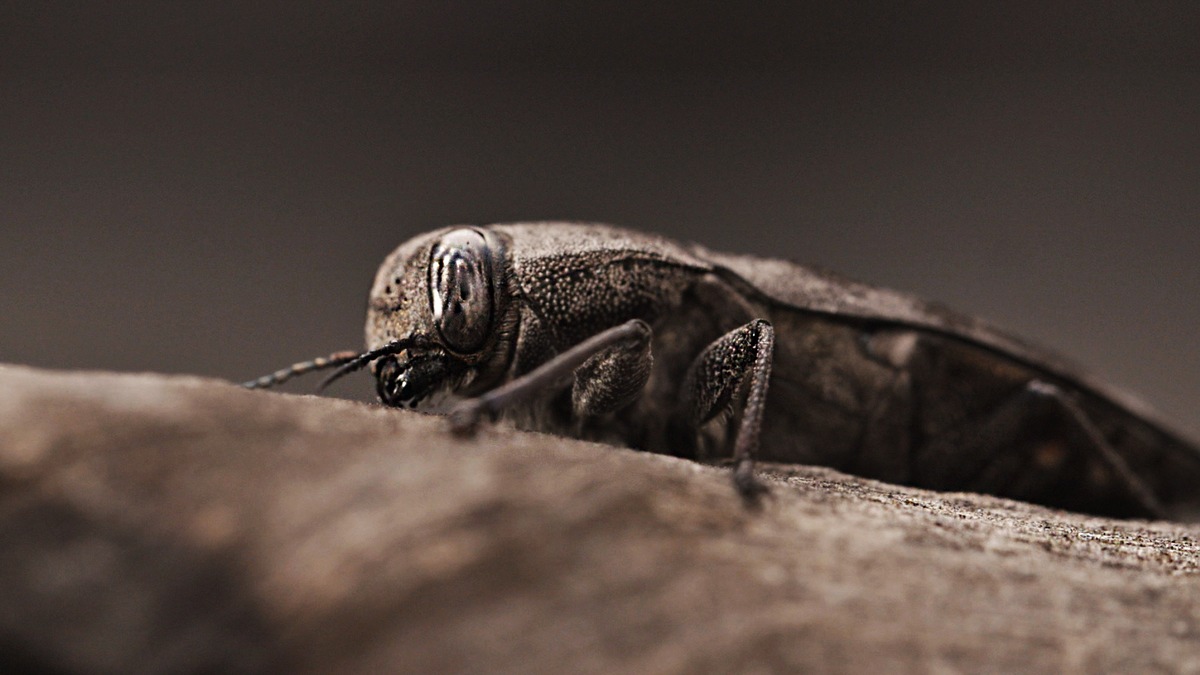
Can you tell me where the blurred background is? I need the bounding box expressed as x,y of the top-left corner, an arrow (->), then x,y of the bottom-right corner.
2,3 -> 1198,434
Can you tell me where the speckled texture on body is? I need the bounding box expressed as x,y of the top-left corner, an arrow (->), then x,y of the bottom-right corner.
2,364 -> 1200,673
356,223 -> 1200,518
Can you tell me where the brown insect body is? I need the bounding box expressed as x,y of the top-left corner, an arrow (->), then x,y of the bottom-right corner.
253,222 -> 1200,520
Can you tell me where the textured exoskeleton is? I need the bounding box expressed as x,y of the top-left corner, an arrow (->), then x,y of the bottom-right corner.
247,222 -> 1200,520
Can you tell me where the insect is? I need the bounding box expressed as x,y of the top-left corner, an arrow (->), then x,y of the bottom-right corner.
245,222 -> 1200,520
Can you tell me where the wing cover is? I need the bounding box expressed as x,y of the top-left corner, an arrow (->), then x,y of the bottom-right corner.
695,245 -> 1192,444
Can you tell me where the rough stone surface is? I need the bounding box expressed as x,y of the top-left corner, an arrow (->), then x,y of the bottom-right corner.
2,364 -> 1200,673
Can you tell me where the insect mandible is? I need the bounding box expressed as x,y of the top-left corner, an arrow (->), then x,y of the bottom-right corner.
245,222 -> 1200,520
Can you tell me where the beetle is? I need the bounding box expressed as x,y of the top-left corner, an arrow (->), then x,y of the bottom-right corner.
245,222 -> 1200,520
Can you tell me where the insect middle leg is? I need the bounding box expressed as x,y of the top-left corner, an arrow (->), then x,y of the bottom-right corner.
675,319 -> 775,502
448,317 -> 777,503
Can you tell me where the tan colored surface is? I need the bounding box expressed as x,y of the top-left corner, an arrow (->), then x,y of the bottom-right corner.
2,364 -> 1199,673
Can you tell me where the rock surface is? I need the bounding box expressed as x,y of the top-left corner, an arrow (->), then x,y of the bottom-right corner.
2,364 -> 1200,673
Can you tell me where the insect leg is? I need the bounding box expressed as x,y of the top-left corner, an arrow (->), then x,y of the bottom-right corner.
679,319 -> 774,503
919,380 -> 1167,519
448,319 -> 652,432
570,325 -> 653,419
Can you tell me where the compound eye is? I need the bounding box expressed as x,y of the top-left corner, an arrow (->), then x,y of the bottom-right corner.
429,228 -> 494,353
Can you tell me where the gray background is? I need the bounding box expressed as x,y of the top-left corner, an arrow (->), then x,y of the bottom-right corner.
3,4 -> 1199,435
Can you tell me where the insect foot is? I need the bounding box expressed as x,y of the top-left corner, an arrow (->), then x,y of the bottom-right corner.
734,460 -> 771,508
447,398 -> 495,436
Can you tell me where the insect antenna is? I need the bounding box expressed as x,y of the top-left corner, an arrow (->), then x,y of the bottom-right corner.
241,350 -> 363,389
316,337 -> 420,391
242,336 -> 427,391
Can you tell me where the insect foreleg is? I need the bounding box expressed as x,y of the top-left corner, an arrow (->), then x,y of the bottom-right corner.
448,319 -> 652,433
678,319 -> 774,503
570,324 -> 653,419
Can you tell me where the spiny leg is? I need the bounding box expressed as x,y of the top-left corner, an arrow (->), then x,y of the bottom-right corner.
448,319 -> 652,432
679,319 -> 775,503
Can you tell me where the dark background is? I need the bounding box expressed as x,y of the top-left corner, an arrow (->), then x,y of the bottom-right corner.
3,4 -> 1199,434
